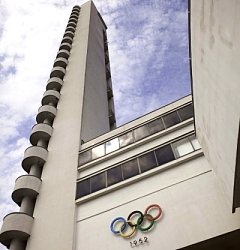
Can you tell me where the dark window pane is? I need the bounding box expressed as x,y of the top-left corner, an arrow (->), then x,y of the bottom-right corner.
91,172 -> 106,193
76,179 -> 90,199
155,144 -> 175,166
178,104 -> 194,121
119,132 -> 134,148
122,159 -> 139,180
107,165 -> 123,187
138,151 -> 157,173
79,150 -> 91,166
162,111 -> 181,128
148,118 -> 165,135
134,125 -> 148,141
92,144 -> 105,160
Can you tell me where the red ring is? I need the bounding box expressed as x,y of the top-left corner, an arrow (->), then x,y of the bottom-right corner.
144,204 -> 162,221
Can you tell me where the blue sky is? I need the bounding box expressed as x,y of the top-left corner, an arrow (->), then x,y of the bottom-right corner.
0,0 -> 189,247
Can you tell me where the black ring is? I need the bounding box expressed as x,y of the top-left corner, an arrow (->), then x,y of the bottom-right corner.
127,211 -> 144,227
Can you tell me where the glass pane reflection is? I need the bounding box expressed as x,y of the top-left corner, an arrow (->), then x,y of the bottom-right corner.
107,165 -> 123,186
92,144 -> 105,160
155,144 -> 175,166
178,105 -> 194,121
119,132 -> 134,148
122,159 -> 139,180
162,111 -> 181,129
148,118 -> 165,135
76,178 -> 90,199
172,138 -> 194,158
79,150 -> 91,166
134,125 -> 148,141
139,151 -> 157,173
106,138 -> 119,154
91,172 -> 106,193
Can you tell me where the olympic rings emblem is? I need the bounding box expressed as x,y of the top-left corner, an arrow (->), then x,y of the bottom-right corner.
110,204 -> 162,238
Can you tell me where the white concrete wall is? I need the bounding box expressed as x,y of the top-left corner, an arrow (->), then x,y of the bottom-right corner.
191,0 -> 240,206
26,2 -> 93,249
75,159 -> 240,250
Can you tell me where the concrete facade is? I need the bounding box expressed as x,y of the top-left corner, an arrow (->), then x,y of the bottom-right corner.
190,0 -> 240,210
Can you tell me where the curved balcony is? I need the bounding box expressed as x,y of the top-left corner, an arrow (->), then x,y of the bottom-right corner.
63,31 -> 74,39
0,212 -> 33,247
30,123 -> 53,146
73,5 -> 80,10
59,42 -> 71,51
67,21 -> 77,28
12,175 -> 41,205
61,36 -> 73,45
71,10 -> 79,16
53,57 -> 68,68
22,146 -> 48,172
57,49 -> 70,60
69,17 -> 78,24
70,14 -> 79,20
65,27 -> 75,33
42,89 -> 60,106
46,77 -> 63,92
50,66 -> 66,79
36,105 -> 57,124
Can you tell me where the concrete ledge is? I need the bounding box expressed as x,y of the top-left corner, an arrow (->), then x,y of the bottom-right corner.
46,77 -> 63,91
22,146 -> 48,172
69,17 -> 78,24
62,36 -> 73,45
67,21 -> 77,28
30,123 -> 53,146
63,31 -> 74,39
41,90 -> 60,106
59,42 -> 72,51
53,57 -> 68,68
12,175 -> 42,205
65,27 -> 75,34
0,212 -> 33,247
57,49 -> 70,59
50,66 -> 66,79
36,105 -> 57,123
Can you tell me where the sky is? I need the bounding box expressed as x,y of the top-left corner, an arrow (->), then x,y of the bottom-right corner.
0,0 -> 190,248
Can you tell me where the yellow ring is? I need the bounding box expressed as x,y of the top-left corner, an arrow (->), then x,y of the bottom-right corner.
119,220 -> 136,238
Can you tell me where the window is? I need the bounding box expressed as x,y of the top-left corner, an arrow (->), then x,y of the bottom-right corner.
92,144 -> 105,160
122,159 -> 139,180
107,165 -> 123,187
178,104 -> 194,121
172,138 -> 194,158
91,172 -> 106,193
155,144 -> 175,166
79,150 -> 91,166
138,151 -> 157,173
106,138 -> 119,154
76,178 -> 90,199
134,124 -> 149,141
162,111 -> 181,128
119,131 -> 134,148
148,118 -> 165,135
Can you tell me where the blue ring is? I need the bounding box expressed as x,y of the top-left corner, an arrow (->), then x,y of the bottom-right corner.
110,217 -> 127,234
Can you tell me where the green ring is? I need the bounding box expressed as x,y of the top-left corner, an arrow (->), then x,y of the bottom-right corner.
137,214 -> 154,231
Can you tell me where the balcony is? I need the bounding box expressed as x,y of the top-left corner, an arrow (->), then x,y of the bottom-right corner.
105,54 -> 109,64
41,90 -> 60,107
46,77 -> 63,92
66,21 -> 77,29
0,212 -> 33,247
57,49 -> 70,60
22,146 -> 48,172
30,123 -> 53,146
12,175 -> 41,205
50,66 -> 66,79
53,57 -> 68,68
68,17 -> 78,24
63,31 -> 74,39
106,68 -> 111,80
59,42 -> 71,52
36,105 -> 57,124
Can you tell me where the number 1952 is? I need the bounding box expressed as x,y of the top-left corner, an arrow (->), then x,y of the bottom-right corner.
130,237 -> 148,247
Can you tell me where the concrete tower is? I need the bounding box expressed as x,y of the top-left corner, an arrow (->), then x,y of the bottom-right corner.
0,1 -> 115,249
